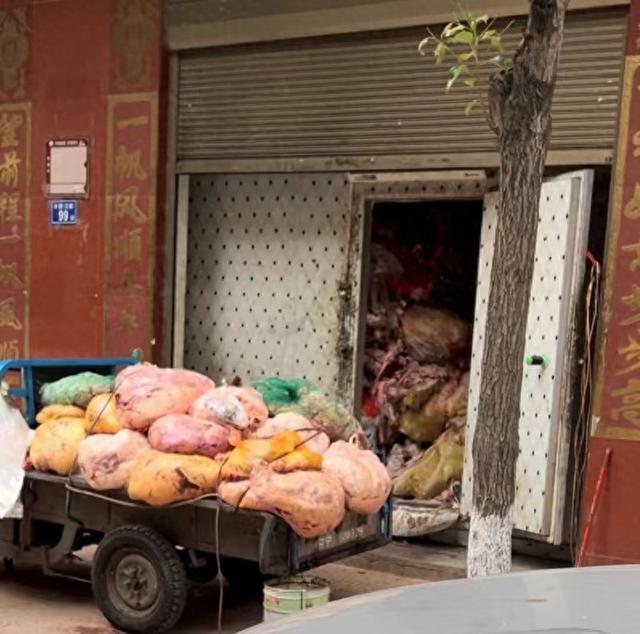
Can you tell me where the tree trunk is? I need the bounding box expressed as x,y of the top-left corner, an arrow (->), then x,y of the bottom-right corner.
467,0 -> 569,578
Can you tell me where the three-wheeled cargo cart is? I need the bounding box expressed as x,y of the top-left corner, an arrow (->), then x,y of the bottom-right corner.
0,358 -> 391,633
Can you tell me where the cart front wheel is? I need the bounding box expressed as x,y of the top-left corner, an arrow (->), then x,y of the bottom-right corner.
92,525 -> 187,634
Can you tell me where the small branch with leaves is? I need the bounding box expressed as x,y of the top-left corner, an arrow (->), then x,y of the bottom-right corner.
418,13 -> 512,118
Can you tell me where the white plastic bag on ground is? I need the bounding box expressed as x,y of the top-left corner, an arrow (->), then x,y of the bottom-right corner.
0,393 -> 31,518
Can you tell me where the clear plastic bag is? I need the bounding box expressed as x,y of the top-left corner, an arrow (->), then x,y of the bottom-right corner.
0,393 -> 31,518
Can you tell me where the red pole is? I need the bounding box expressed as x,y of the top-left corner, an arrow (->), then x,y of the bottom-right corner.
577,448 -> 612,567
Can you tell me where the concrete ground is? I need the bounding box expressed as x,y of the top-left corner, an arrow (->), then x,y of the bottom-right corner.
0,542 -> 557,634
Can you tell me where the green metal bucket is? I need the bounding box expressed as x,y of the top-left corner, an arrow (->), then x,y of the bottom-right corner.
263,576 -> 330,622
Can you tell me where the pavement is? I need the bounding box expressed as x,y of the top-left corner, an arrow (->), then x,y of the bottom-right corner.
0,542 -> 556,633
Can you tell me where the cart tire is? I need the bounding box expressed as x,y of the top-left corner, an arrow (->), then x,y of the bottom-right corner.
92,525 -> 187,634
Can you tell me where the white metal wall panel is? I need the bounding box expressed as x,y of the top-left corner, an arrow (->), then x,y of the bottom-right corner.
183,174 -> 352,396
462,172 -> 593,541
177,9 -> 626,161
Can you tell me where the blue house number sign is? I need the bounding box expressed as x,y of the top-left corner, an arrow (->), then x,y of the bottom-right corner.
50,200 -> 78,226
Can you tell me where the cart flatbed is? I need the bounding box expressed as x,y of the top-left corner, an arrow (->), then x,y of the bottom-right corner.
0,470 -> 390,579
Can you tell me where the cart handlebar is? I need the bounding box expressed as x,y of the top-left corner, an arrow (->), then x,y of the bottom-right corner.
0,355 -> 139,427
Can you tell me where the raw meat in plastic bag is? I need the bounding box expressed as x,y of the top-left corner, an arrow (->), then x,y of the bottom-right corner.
30,417 -> 86,476
224,386 -> 269,426
77,429 -> 149,490
295,391 -> 363,443
190,386 -> 268,430
254,412 -> 330,454
392,430 -> 464,500
189,389 -> 249,429
148,414 -> 240,458
36,404 -> 85,425
217,479 -> 251,508
219,465 -> 345,539
85,393 -> 122,434
115,364 -> 214,431
322,441 -> 390,515
128,449 -> 221,506
398,372 -> 469,443
401,306 -> 470,364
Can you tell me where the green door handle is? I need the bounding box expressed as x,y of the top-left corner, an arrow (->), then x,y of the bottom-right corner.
525,354 -> 550,368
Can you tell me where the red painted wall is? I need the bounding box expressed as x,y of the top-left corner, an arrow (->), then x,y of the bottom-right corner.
30,0 -> 110,357
0,0 -> 162,361
583,0 -> 640,565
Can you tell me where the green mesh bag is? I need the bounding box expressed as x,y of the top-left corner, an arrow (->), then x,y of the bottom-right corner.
252,377 -> 365,444
296,391 -> 360,442
250,377 -> 317,413
40,372 -> 115,408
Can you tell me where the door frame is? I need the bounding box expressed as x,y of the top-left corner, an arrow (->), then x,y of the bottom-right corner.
347,170 -> 490,415
172,173 -> 190,368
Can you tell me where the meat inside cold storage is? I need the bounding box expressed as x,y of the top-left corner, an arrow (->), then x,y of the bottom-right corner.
353,168 -> 609,545
359,199 -> 483,532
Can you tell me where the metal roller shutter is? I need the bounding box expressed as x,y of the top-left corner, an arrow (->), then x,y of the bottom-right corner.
176,8 -> 626,162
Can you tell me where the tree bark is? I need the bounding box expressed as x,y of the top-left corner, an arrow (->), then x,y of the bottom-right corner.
467,0 -> 569,578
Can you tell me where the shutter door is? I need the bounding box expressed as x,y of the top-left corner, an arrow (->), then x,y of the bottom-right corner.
177,8 -> 626,162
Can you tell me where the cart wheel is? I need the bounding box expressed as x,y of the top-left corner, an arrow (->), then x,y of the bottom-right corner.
92,525 -> 187,634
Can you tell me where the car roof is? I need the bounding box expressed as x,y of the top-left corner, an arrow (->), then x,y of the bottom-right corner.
244,565 -> 640,634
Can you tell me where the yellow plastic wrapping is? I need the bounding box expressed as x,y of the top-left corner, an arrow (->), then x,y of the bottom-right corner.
401,306 -> 470,364
127,450 -> 221,507
270,447 -> 323,473
29,417 -> 86,475
36,404 -> 85,426
398,375 -> 468,443
392,433 -> 464,500
220,430 -> 301,480
85,393 -> 122,434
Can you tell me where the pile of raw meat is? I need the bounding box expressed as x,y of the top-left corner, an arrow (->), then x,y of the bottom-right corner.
27,365 -> 390,539
363,215 -> 475,512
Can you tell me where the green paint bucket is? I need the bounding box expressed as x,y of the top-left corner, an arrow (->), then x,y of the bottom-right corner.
263,576 -> 330,622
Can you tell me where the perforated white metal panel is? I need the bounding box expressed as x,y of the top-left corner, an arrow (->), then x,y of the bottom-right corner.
462,171 -> 593,541
184,174 -> 352,397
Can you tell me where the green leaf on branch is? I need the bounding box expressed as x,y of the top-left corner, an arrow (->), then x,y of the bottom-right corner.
489,55 -> 511,71
446,64 -> 468,91
450,29 -> 474,45
457,51 -> 475,62
489,36 -> 504,52
434,41 -> 450,63
442,23 -> 466,38
418,12 -> 513,115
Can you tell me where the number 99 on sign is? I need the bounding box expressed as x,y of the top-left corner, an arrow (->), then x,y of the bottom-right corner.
50,200 -> 78,226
